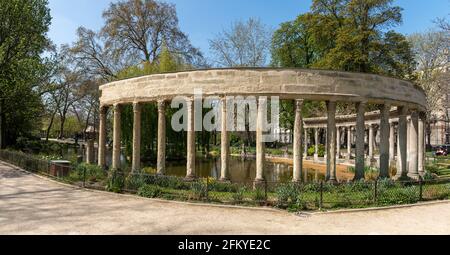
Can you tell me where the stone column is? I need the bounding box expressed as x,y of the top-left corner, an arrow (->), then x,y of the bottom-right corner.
326,101 -> 337,182
368,124 -> 375,161
293,100 -> 304,183
304,129 -> 308,159
220,98 -> 230,181
314,128 -> 319,162
355,102 -> 366,180
98,106 -> 107,168
336,127 -> 341,159
255,97 -> 267,183
408,111 -> 420,179
418,114 -> 425,176
395,106 -> 408,180
406,117 -> 411,170
186,99 -> 196,180
131,102 -> 142,172
112,104 -> 121,170
379,104 -> 391,178
86,139 -> 94,164
157,100 -> 166,175
389,122 -> 395,162
347,127 -> 352,161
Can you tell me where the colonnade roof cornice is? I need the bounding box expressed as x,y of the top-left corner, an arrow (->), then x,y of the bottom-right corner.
99,68 -> 427,112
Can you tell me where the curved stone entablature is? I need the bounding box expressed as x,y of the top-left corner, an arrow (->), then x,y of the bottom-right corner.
100,68 -> 427,111
97,68 -> 428,183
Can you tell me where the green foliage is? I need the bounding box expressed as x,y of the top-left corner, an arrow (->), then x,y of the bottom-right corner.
137,185 -> 163,198
125,173 -> 147,191
272,0 -> 416,78
232,187 -> 247,204
106,169 -> 125,193
0,0 -> 52,147
307,145 -> 325,157
207,179 -> 239,193
74,163 -> 106,182
190,181 -> 208,200
275,183 -> 300,207
253,187 -> 266,202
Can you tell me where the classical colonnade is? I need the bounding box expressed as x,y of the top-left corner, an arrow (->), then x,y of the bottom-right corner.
303,108 -> 427,180
97,68 -> 427,182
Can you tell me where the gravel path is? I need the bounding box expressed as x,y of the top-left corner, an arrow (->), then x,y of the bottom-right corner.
0,161 -> 449,235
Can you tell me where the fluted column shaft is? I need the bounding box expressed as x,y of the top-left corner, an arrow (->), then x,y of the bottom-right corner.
255,97 -> 267,182
293,100 -> 304,182
304,129 -> 308,158
326,101 -> 337,182
131,103 -> 142,172
336,127 -> 341,159
408,112 -> 419,179
396,106 -> 408,179
379,104 -> 391,178
157,100 -> 166,175
355,102 -> 366,180
112,104 -> 121,170
314,128 -> 319,161
369,124 -> 375,160
347,127 -> 352,161
98,106 -> 107,168
220,98 -> 230,181
186,99 -> 196,180
389,122 -> 395,162
418,115 -> 425,176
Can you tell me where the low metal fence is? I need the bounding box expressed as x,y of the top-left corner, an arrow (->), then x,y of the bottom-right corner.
1,149 -> 450,211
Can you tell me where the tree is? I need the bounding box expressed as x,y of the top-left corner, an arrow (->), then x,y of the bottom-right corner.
271,14 -> 319,68
209,18 -> 272,67
409,29 -> 450,145
0,0 -> 52,147
101,0 -> 203,66
272,0 -> 416,79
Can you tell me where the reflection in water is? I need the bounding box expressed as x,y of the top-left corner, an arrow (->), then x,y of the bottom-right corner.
73,147 -> 325,183
165,156 -> 325,183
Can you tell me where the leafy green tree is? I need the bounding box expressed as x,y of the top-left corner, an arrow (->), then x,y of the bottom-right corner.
272,0 -> 416,78
0,0 -> 52,147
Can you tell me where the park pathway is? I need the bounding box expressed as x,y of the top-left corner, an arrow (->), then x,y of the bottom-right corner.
0,160 -> 449,235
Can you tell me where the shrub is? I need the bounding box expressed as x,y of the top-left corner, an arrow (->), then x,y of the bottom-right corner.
125,173 -> 147,190
208,179 -> 238,193
106,169 -> 125,193
74,163 -> 106,182
232,187 -> 247,204
275,183 -> 300,208
307,145 -> 325,157
137,185 -> 163,198
377,186 -> 420,205
190,181 -> 208,200
253,187 -> 266,203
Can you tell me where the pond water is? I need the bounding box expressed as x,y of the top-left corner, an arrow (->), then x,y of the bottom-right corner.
65,147 -> 325,183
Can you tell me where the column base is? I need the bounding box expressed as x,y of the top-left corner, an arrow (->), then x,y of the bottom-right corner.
253,178 -> 265,189
219,177 -> 231,183
184,175 -> 197,182
407,173 -> 420,181
314,154 -> 319,162
392,174 -> 410,181
327,178 -> 338,184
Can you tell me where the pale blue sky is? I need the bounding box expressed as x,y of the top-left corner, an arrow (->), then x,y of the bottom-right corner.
48,0 -> 450,57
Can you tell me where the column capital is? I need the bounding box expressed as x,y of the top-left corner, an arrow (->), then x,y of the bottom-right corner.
133,102 -> 141,112
157,100 -> 166,112
100,105 -> 108,115
113,103 -> 121,111
295,99 -> 304,109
